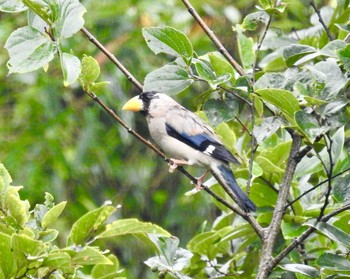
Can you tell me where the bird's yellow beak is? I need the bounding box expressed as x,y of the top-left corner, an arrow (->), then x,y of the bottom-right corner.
122,96 -> 143,112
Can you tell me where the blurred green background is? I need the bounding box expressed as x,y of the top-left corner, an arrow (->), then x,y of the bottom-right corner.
0,0 -> 329,276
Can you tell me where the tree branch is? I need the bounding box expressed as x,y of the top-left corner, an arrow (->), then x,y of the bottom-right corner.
181,0 -> 245,76
80,27 -> 143,91
256,132 -> 302,279
309,0 -> 335,41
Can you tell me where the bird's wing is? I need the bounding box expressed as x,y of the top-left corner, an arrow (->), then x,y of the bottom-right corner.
165,105 -> 239,164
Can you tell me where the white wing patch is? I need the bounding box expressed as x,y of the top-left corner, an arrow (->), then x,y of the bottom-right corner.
203,144 -> 216,155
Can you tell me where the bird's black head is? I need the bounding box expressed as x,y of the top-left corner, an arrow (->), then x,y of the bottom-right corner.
139,91 -> 159,115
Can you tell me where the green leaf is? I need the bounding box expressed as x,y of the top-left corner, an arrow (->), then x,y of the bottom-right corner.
4,187 -> 30,226
295,111 -> 328,142
4,26 -> 56,74
60,52 -> 81,86
214,123 -> 236,151
97,218 -> 170,239
203,96 -> 239,127
283,44 -> 316,67
312,222 -> 350,248
0,164 -> 12,193
142,26 -> 193,65
0,233 -> 15,278
242,11 -> 269,31
144,64 -> 193,95
194,59 -> 216,81
187,226 -> 233,260
338,44 -> 350,72
71,246 -> 113,266
79,55 -> 100,89
253,117 -> 283,144
91,255 -> 121,279
56,0 -> 86,39
281,264 -> 319,278
38,229 -> 59,242
44,251 -> 72,272
41,201 -> 66,229
320,40 -> 346,57
333,173 -> 350,202
255,88 -> 300,123
208,52 -> 235,83
316,253 -> 350,270
0,0 -> 27,12
68,205 -> 116,245
12,234 -> 46,258
236,26 -> 255,70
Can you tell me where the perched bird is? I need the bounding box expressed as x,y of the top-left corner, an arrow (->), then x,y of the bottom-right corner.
122,91 -> 256,212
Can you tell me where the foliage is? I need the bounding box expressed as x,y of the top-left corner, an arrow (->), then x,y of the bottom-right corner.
1,0 -> 350,278
0,163 -> 170,278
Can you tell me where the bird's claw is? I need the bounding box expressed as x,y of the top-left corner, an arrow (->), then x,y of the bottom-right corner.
168,162 -> 177,173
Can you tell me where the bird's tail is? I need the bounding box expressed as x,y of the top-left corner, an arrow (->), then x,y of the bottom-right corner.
212,164 -> 256,212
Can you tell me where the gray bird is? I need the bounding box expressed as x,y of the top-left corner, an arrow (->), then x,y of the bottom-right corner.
122,91 -> 256,212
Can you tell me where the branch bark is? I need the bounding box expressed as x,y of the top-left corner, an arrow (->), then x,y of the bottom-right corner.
256,132 -> 302,279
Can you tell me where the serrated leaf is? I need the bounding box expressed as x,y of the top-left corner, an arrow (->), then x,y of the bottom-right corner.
60,52 -> 81,86
71,246 -> 113,266
253,116 -> 283,144
44,251 -> 72,272
295,111 -> 328,142
56,0 -> 86,39
0,163 -> 12,193
144,64 -> 193,95
68,205 -> 116,245
208,52 -> 235,83
91,255 -> 120,279
255,88 -> 300,122
4,187 -> 30,226
236,27 -> 255,70
194,59 -> 216,81
242,11 -> 269,31
12,234 -> 46,257
38,229 -> 59,242
203,97 -> 239,127
0,0 -> 27,12
143,26 -> 193,65
5,26 -> 56,74
333,173 -> 350,202
281,264 -> 319,278
283,44 -> 316,67
80,55 -> 100,88
316,253 -> 350,270
97,218 -> 170,239
41,201 -> 66,229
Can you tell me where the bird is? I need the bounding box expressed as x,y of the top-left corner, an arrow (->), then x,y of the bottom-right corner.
122,91 -> 256,212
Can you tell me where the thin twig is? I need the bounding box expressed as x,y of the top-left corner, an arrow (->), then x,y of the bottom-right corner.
285,167 -> 350,209
318,132 -> 333,220
80,27 -> 144,91
181,0 -> 245,76
309,0 -> 335,41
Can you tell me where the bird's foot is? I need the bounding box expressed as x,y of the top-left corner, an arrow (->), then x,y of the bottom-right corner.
192,170 -> 210,190
168,158 -> 189,173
